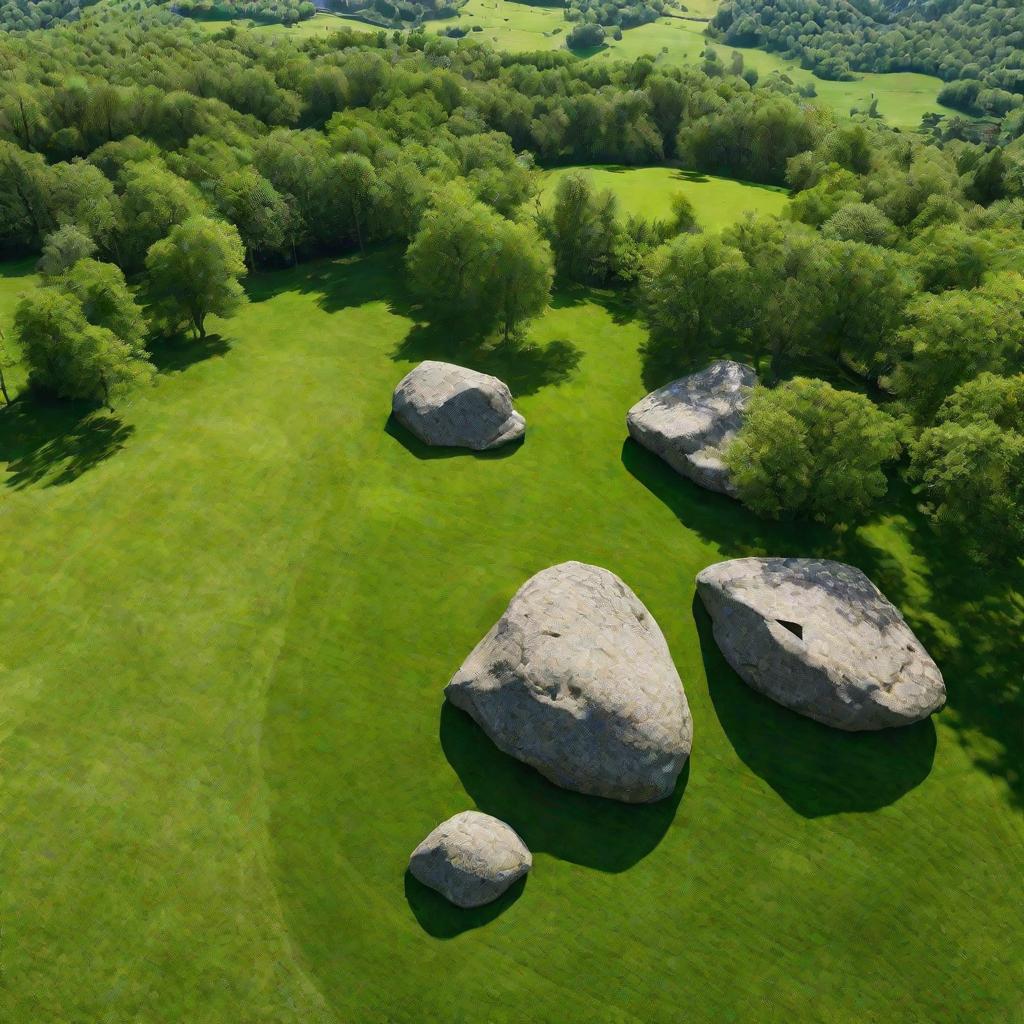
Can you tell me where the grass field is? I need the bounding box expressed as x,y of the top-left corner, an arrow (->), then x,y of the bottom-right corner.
0,247 -> 1020,1023
539,165 -> 789,230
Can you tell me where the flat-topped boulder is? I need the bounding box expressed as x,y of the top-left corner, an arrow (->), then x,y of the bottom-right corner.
392,360 -> 525,451
627,360 -> 757,496
409,811 -> 532,908
445,561 -> 692,803
696,557 -> 946,730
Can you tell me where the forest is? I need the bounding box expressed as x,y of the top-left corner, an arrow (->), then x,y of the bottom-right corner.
712,0 -> 1024,119
0,9 -> 1021,552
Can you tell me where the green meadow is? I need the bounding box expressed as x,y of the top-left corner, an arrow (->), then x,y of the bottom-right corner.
539,165 -> 790,230
0,241 -> 1019,1022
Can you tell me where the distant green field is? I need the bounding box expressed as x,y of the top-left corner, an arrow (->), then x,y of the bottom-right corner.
453,0 -> 952,129
193,0 -> 955,130
193,10 -> 348,36
0,248 -> 1020,1023
539,165 -> 790,231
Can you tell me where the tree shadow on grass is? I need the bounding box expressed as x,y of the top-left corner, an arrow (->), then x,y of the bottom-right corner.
404,868 -> 527,939
440,702 -> 686,873
393,321 -> 582,399
694,594 -> 937,817
0,397 -> 133,490
149,332 -> 231,374
384,413 -> 522,460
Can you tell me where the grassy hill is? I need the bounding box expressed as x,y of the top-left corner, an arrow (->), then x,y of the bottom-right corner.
0,245 -> 1019,1023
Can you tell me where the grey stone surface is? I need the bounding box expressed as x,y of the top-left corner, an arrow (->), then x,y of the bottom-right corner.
696,557 -> 946,730
392,360 -> 525,450
409,811 -> 532,908
626,360 -> 757,496
445,561 -> 692,803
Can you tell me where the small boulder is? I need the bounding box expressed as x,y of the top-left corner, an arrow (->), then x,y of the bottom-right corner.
626,360 -> 757,496
409,811 -> 532,908
445,561 -> 692,803
392,360 -> 525,451
696,557 -> 946,730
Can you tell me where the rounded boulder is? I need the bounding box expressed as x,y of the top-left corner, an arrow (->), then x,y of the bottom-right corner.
408,811 -> 532,908
392,360 -> 525,451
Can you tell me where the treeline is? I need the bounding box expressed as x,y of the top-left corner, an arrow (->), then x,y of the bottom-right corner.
175,0 -> 316,25
711,0 -> 1024,117
566,0 -> 666,32
328,0 -> 465,30
0,12 -> 1021,555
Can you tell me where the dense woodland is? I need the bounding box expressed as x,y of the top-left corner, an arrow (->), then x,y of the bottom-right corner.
0,9 -> 1021,556
712,0 -> 1024,119
0,0 -> 95,30
174,0 -> 316,26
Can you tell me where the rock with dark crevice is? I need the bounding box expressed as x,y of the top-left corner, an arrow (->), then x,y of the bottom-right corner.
696,557 -> 946,730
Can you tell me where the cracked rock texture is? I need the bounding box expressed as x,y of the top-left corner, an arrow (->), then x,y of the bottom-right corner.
445,561 -> 692,802
696,557 -> 946,730
626,360 -> 757,495
409,811 -> 532,908
392,360 -> 525,450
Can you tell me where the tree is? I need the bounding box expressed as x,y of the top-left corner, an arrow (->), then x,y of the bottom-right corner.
0,141 -> 54,250
332,153 -> 377,252
820,203 -> 898,247
910,373 -> 1024,558
640,233 -> 748,352
491,218 -> 554,341
61,258 -> 148,354
406,189 -> 552,338
38,225 -> 96,276
910,224 -> 993,293
888,275 -> 1024,422
215,168 -> 288,269
145,216 -> 247,339
542,171 -> 621,284
405,189 -> 499,321
14,283 -> 153,405
118,160 -> 208,270
725,378 -> 902,523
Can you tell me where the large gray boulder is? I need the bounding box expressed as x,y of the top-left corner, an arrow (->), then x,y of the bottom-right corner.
627,360 -> 757,496
392,360 -> 525,450
445,562 -> 692,803
409,811 -> 532,908
696,557 -> 946,730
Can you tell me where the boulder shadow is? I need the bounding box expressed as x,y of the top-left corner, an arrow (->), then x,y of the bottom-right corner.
694,595 -> 937,817
384,413 -> 523,461
404,869 -> 527,939
440,701 -> 686,873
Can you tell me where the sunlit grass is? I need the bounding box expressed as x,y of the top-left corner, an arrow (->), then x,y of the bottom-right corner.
0,247 -> 1018,1022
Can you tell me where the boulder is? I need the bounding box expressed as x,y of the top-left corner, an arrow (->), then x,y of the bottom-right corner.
392,360 -> 525,451
445,561 -> 692,802
409,811 -> 532,908
696,557 -> 946,730
626,360 -> 757,496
